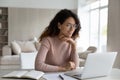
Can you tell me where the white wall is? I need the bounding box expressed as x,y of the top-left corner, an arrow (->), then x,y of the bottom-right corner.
8,8 -> 77,43
8,8 -> 60,42
107,0 -> 120,68
0,0 -> 78,9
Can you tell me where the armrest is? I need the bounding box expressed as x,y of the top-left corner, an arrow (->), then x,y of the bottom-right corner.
78,51 -> 91,59
2,45 -> 12,56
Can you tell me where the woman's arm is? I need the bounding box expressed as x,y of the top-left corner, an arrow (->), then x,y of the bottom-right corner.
35,44 -> 72,72
35,46 -> 58,72
59,35 -> 79,69
35,38 -> 60,72
70,47 -> 79,68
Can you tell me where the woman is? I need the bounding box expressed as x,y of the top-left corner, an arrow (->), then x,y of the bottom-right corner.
35,9 -> 81,72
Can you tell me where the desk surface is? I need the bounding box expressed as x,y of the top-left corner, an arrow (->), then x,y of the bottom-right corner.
0,68 -> 120,80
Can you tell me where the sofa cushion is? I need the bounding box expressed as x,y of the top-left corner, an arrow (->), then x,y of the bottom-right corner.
11,41 -> 21,55
16,41 -> 37,52
34,41 -> 41,51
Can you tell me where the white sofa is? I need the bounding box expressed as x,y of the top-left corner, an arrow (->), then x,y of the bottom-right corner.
0,40 -> 40,66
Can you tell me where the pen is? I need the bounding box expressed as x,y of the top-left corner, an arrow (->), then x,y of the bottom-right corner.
59,75 -> 64,80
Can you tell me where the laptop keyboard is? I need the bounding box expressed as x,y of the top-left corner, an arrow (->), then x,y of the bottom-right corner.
64,67 -> 83,76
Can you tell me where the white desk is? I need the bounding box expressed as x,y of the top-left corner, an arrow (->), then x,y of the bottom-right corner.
0,68 -> 120,80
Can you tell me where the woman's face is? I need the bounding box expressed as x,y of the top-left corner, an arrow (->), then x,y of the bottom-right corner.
58,17 -> 77,37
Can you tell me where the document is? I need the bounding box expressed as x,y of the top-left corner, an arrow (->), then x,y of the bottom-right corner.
2,70 -> 45,80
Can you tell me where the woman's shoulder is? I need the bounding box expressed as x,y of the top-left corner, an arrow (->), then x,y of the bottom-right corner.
41,36 -> 55,43
42,36 -> 53,40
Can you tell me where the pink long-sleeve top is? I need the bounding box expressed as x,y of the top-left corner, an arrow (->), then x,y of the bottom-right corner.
35,36 -> 79,72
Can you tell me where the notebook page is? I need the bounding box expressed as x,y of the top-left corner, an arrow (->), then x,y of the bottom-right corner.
3,71 -> 28,78
22,70 -> 45,79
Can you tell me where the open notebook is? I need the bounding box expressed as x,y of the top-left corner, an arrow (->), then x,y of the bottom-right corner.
64,52 -> 117,79
2,70 -> 45,80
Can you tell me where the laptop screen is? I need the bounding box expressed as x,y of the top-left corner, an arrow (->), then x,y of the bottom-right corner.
20,52 -> 38,69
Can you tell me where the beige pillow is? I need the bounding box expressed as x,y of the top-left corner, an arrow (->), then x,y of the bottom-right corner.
34,41 -> 41,51
17,41 -> 37,52
11,41 -> 21,55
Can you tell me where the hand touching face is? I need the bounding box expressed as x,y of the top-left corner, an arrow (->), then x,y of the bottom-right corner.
59,34 -> 75,45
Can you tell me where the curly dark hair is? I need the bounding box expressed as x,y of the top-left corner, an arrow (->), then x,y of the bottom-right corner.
39,9 -> 81,41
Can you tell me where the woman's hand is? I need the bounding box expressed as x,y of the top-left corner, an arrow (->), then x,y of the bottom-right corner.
66,61 -> 76,70
59,34 -> 76,51
59,34 -> 76,46
58,61 -> 76,72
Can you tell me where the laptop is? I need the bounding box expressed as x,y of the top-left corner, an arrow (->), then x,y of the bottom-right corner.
20,52 -> 38,69
64,52 -> 117,79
